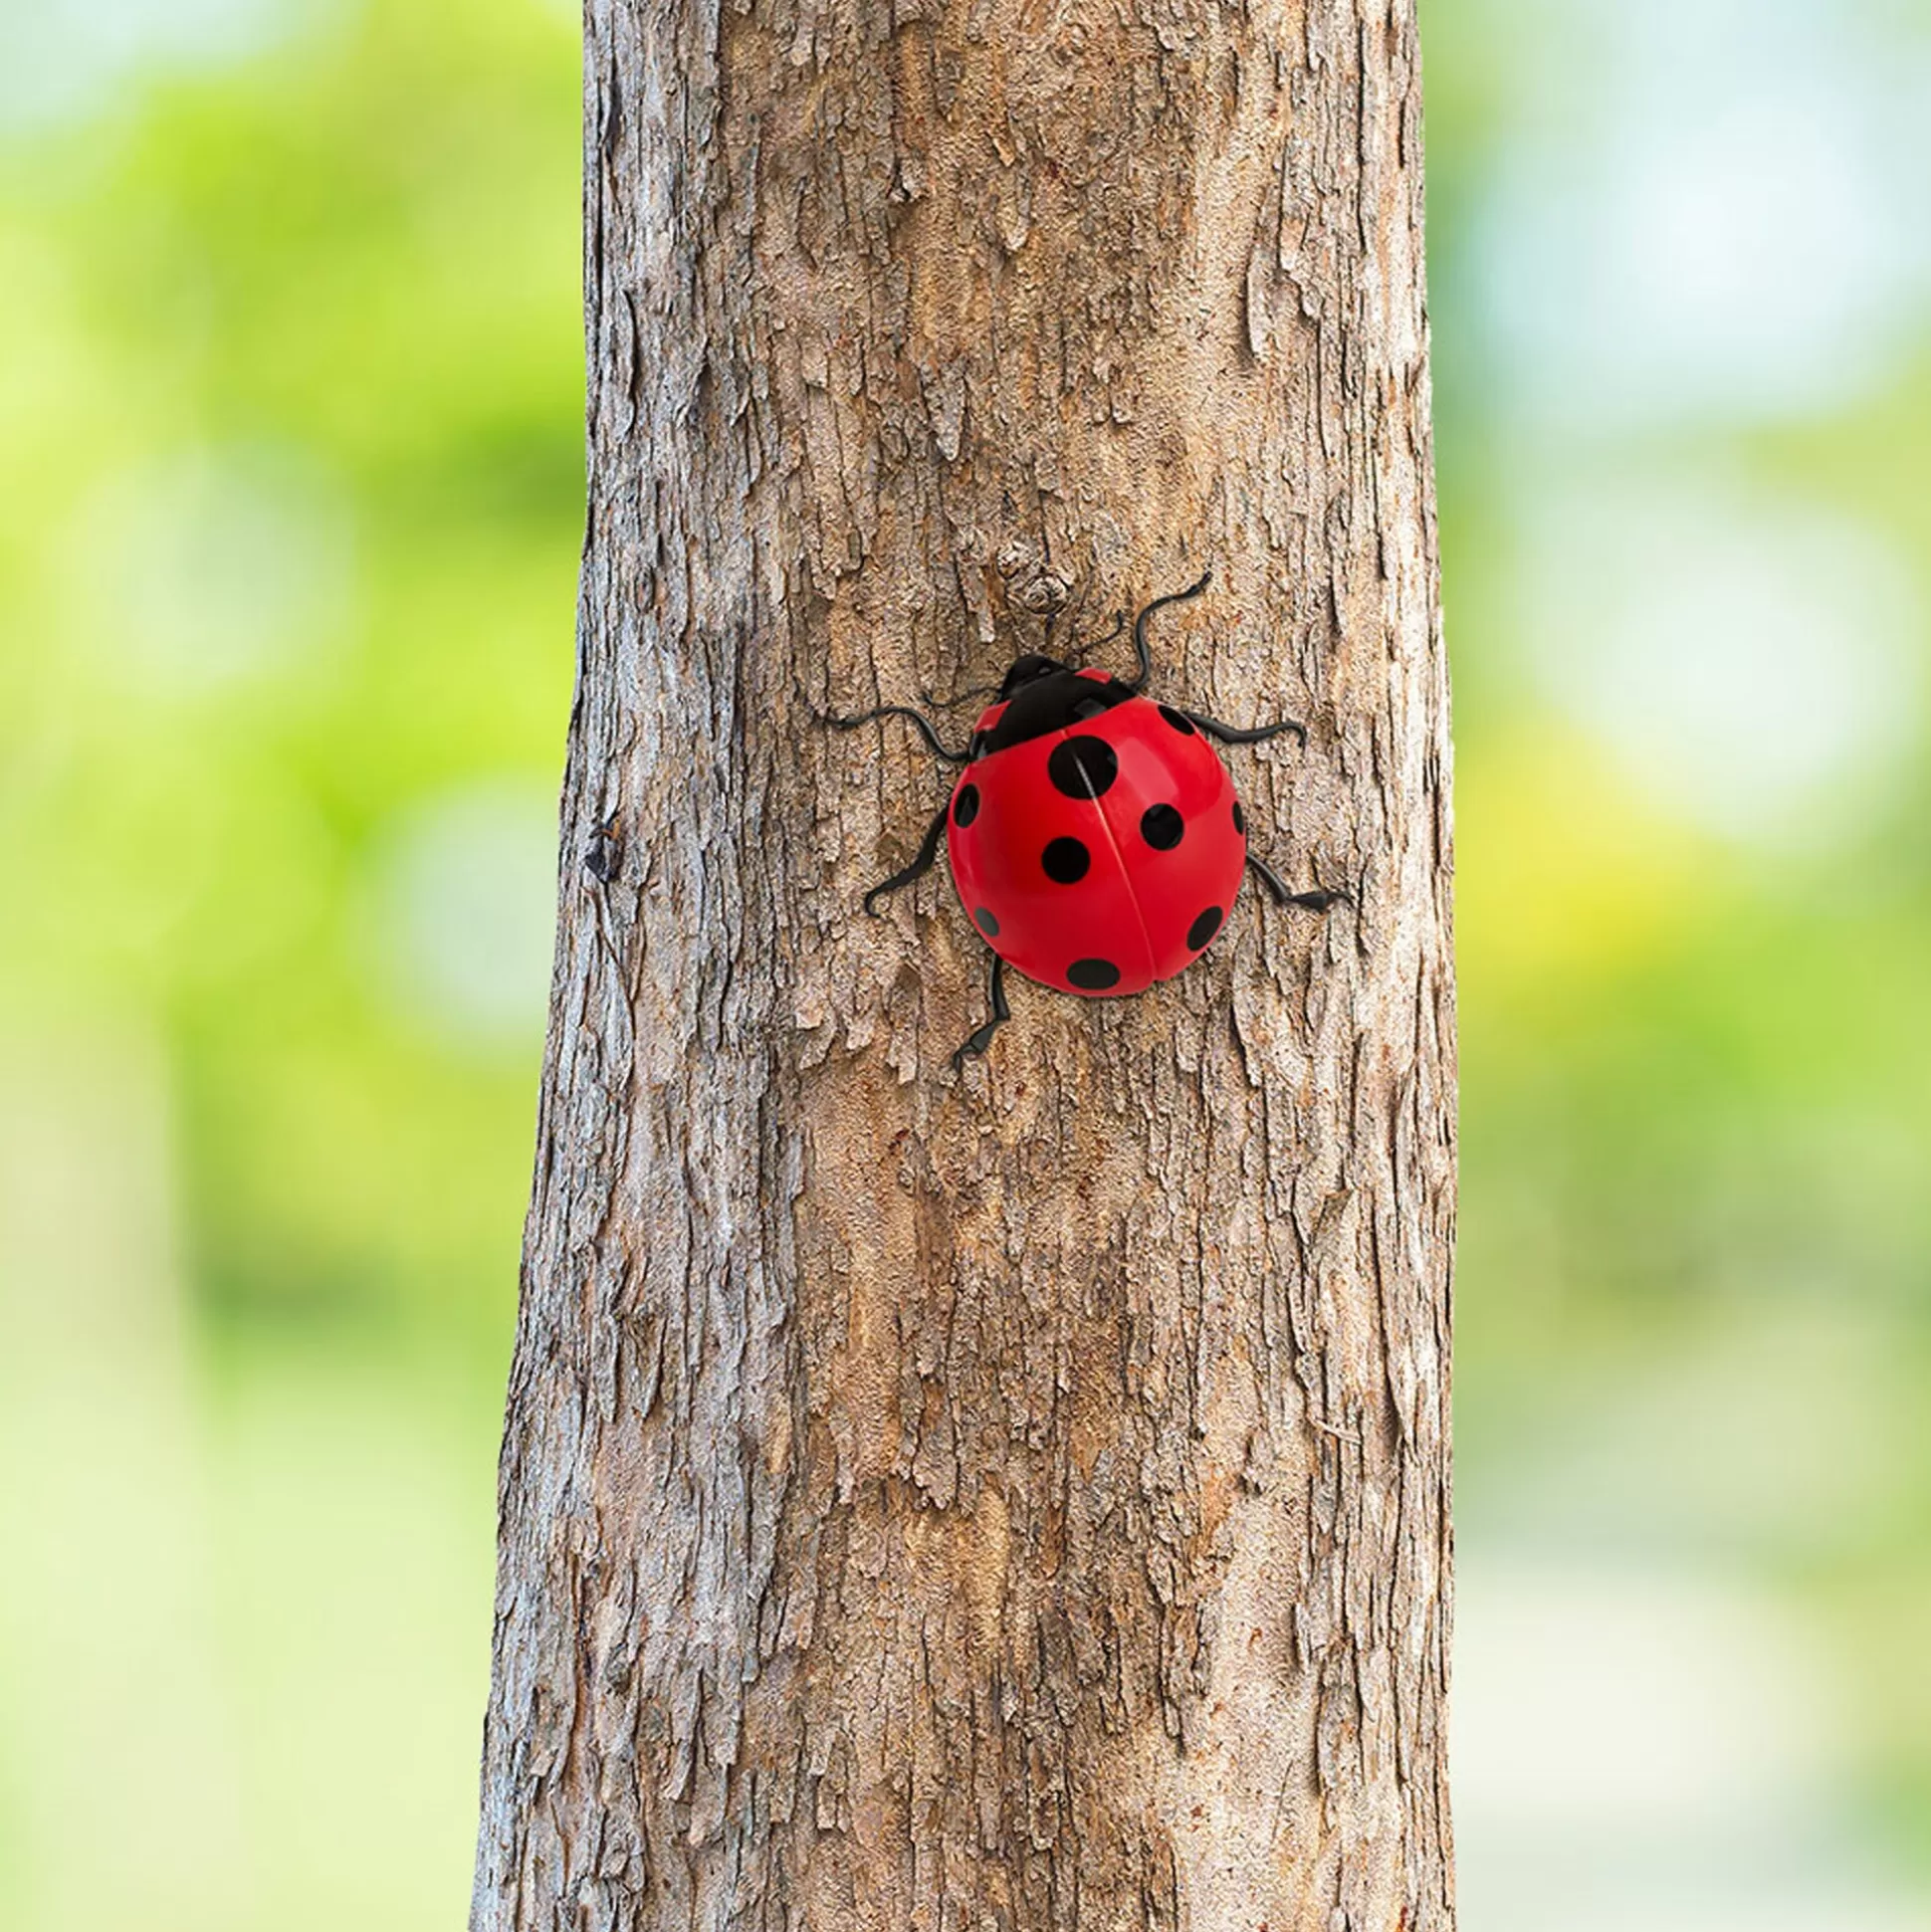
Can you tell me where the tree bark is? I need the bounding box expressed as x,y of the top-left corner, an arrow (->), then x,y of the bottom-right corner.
472,0 -> 1452,1925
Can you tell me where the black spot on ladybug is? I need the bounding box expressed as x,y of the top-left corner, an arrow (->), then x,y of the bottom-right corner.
1048,736 -> 1119,799
1067,959 -> 1121,990
1140,803 -> 1184,851
1186,906 -> 1223,951
975,907 -> 1000,937
953,782 -> 980,826
1159,705 -> 1196,736
1042,836 -> 1091,884
1232,800 -> 1246,835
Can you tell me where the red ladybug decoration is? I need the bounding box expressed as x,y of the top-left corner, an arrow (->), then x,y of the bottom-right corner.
830,573 -> 1342,1063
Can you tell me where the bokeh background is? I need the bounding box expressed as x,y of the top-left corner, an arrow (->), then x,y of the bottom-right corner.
1,0 -> 1927,1925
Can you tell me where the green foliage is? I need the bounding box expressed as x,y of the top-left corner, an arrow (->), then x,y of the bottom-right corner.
0,0 -> 580,1350
0,5 -> 579,1924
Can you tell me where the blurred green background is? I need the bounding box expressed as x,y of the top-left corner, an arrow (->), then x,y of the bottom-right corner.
0,0 -> 1927,1926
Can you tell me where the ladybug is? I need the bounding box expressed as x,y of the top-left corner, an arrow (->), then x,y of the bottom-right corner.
829,572 -> 1343,1064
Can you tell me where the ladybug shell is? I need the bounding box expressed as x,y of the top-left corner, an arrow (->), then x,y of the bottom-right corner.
946,673 -> 1248,997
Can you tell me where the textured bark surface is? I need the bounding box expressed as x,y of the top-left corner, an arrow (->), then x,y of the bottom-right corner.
472,0 -> 1453,1925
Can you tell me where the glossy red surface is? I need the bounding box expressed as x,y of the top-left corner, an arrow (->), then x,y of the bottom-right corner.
946,691 -> 1247,996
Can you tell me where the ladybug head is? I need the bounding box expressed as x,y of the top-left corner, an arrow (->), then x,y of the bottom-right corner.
979,653 -> 1134,754
997,653 -> 1065,699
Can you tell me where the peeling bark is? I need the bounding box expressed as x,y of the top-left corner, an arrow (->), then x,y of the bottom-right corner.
472,0 -> 1454,1924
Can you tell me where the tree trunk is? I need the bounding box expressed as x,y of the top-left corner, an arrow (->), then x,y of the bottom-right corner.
471,0 -> 1452,1924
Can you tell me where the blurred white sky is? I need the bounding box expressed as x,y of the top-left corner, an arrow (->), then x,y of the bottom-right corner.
1478,0 -> 1930,847
1458,1556 -> 1929,1932
0,0 -> 331,133
1475,0 -> 1931,428
1514,471 -> 1922,845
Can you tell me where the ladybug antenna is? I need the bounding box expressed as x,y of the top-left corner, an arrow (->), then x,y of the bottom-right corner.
821,704 -> 972,764
1067,610 -> 1126,673
1122,569 -> 1211,691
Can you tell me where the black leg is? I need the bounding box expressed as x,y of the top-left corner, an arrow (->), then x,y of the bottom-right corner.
1247,853 -> 1348,913
953,953 -> 1011,1066
823,705 -> 971,764
1182,708 -> 1307,748
1122,570 -> 1211,690
862,802 -> 952,916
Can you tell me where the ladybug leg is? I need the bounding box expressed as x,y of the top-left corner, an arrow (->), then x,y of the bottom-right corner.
823,705 -> 971,764
1246,853 -> 1348,913
952,953 -> 1011,1067
1121,570 -> 1212,690
861,801 -> 951,916
1180,708 -> 1308,748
